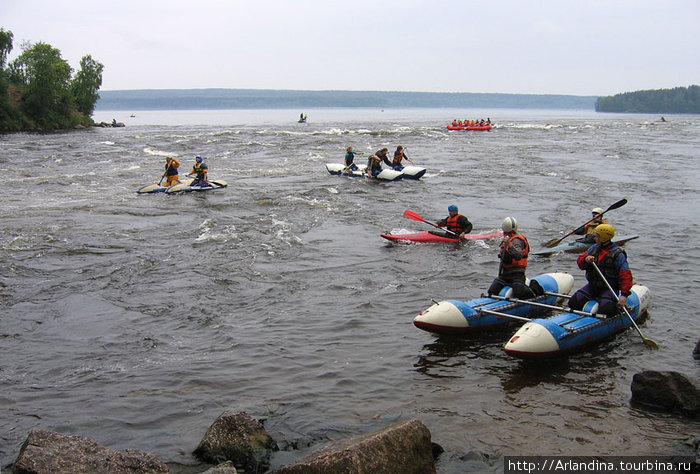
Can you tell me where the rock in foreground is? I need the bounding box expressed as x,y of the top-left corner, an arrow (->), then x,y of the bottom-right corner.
194,411 -> 277,472
272,419 -> 436,474
12,429 -> 167,474
631,370 -> 700,418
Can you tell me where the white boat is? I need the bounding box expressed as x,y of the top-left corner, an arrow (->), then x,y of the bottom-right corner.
325,163 -> 403,182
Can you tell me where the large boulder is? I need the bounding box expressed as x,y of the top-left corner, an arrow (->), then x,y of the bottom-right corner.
12,429 -> 167,473
272,419 -> 436,474
631,371 -> 700,418
194,411 -> 277,472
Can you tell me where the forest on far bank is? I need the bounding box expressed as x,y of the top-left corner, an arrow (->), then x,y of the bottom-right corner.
596,85 -> 700,114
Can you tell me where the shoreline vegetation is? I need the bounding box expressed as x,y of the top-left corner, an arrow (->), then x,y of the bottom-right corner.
0,28 -> 103,132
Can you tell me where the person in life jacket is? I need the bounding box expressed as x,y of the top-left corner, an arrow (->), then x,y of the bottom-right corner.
573,207 -> 608,243
187,155 -> 209,187
374,147 -> 392,167
344,146 -> 361,171
436,205 -> 473,239
487,217 -> 541,299
568,224 -> 633,317
366,154 -> 383,178
162,157 -> 181,187
391,145 -> 413,171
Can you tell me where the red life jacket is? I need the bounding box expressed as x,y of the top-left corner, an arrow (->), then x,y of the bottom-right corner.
500,233 -> 529,269
445,214 -> 465,234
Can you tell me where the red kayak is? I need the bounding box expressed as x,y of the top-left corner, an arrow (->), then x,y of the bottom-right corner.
446,124 -> 492,131
381,230 -> 502,243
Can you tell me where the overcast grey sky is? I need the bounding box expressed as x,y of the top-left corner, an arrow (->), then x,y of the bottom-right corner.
2,0 -> 698,96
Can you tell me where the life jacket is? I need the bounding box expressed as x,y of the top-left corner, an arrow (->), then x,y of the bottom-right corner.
345,151 -> 355,166
192,162 -> 207,177
584,218 -> 608,235
392,151 -> 404,166
165,159 -> 180,176
445,214 -> 466,235
500,233 -> 529,269
585,244 -> 625,293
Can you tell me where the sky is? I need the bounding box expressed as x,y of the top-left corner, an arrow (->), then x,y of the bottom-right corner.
2,0 -> 699,96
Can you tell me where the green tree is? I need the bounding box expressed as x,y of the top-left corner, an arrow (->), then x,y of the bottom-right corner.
0,28 -> 22,131
0,28 -> 12,68
71,54 -> 103,116
9,41 -> 74,130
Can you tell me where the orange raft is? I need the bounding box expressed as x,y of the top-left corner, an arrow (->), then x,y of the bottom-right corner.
446,124 -> 492,131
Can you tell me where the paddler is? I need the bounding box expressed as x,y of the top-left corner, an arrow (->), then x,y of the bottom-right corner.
573,207 -> 608,243
488,217 -> 542,299
162,157 -> 181,187
568,224 -> 633,317
366,154 -> 383,178
374,147 -> 392,167
391,145 -> 413,171
436,205 -> 473,239
344,146 -> 361,171
187,155 -> 209,187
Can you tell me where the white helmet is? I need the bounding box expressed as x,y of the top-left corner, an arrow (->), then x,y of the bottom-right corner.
502,216 -> 518,233
591,207 -> 604,215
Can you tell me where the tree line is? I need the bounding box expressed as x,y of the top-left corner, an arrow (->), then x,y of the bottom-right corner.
0,28 -> 104,132
595,85 -> 700,114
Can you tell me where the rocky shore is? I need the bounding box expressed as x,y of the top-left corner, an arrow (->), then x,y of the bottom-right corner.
8,343 -> 700,473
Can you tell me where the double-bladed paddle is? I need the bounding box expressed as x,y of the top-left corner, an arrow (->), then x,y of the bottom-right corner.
543,198 -> 628,248
591,262 -> 659,349
404,210 -> 459,238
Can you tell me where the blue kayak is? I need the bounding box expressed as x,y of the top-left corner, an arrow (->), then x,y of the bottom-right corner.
503,284 -> 651,358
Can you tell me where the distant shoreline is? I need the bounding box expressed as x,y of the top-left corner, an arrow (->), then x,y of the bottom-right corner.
95,88 -> 598,111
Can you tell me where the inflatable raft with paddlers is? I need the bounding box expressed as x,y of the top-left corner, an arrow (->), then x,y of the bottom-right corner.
413,272 -> 575,334
325,163 -> 426,181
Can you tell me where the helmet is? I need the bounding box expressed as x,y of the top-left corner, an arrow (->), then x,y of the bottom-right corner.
448,205 -> 458,212
591,207 -> 604,215
195,155 -> 202,161
502,216 -> 518,233
594,224 -> 615,242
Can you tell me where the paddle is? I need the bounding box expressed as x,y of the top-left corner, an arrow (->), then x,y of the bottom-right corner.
403,210 -> 459,238
543,198 -> 628,248
590,262 -> 659,349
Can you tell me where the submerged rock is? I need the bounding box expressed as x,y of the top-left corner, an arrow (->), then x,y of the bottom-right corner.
631,370 -> 700,418
194,411 -> 277,472
272,419 -> 436,474
693,339 -> 700,360
12,429 -> 167,473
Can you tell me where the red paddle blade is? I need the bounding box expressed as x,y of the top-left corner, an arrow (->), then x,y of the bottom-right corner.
403,210 -> 425,222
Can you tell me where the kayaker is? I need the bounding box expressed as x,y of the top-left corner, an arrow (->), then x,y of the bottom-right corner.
366,154 -> 383,178
187,155 -> 209,187
344,146 -> 361,171
391,145 -> 413,171
436,205 -> 473,239
488,217 -> 541,299
568,224 -> 633,317
162,157 -> 181,187
573,207 -> 608,243
374,147 -> 392,167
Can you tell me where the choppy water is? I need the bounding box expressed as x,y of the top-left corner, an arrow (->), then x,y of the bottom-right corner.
1,108 -> 699,472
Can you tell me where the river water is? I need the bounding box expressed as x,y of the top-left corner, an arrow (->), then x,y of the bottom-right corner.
1,108 -> 698,472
